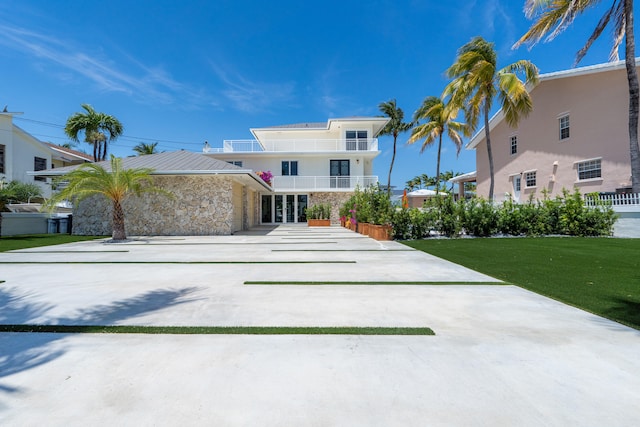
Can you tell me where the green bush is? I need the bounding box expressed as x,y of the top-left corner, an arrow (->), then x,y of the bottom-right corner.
306,203 -> 331,220
461,197 -> 499,237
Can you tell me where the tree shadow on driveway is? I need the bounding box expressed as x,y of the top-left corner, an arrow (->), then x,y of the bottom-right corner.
0,286 -> 201,399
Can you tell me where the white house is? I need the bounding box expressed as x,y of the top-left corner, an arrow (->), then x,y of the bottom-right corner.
206,117 -> 389,223
0,111 -> 54,197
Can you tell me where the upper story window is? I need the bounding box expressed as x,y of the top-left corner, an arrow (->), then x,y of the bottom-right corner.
559,115 -> 570,140
510,135 -> 518,155
227,161 -> 243,167
346,130 -> 368,151
281,160 -> 298,176
524,170 -> 537,188
0,144 -> 5,174
577,158 -> 602,181
34,156 -> 47,182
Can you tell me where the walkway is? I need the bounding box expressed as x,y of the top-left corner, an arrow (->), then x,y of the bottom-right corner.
0,226 -> 638,426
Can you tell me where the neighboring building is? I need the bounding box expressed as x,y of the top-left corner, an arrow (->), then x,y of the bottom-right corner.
46,142 -> 93,168
0,111 -> 53,197
206,117 -> 389,223
467,60 -> 637,202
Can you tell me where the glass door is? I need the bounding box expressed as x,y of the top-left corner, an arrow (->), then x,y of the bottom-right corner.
286,195 -> 295,222
275,195 -> 283,223
330,160 -> 350,189
297,195 -> 308,222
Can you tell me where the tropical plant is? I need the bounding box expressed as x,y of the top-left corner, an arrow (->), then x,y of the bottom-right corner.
444,36 -> 539,201
64,104 -> 124,162
133,142 -> 159,156
306,203 -> 331,220
409,97 -> 468,193
46,155 -> 172,241
405,177 -> 422,191
378,99 -> 413,196
513,0 -> 639,193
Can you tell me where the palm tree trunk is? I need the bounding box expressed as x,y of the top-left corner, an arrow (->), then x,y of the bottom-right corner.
435,134 -> 443,194
101,140 -> 108,161
484,102 -> 495,201
387,134 -> 398,196
112,199 -> 127,241
625,0 -> 640,192
92,140 -> 98,162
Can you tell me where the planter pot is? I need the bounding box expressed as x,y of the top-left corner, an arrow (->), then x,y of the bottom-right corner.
358,223 -> 370,235
308,219 -> 331,227
369,224 -> 393,241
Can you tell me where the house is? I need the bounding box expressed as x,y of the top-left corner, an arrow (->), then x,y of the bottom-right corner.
46,142 -> 93,168
36,150 -> 272,236
467,60 -> 637,202
0,111 -> 54,197
206,117 -> 389,223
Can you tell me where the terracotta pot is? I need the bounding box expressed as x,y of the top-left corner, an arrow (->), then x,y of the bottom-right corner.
308,219 -> 331,227
369,224 -> 393,240
358,223 -> 370,235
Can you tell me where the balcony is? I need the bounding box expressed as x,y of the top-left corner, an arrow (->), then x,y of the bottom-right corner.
271,175 -> 378,191
205,138 -> 379,153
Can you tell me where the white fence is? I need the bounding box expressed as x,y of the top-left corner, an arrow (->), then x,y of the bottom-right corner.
584,192 -> 640,208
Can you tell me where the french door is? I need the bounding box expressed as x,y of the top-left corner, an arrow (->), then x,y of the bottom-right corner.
330,160 -> 350,189
261,194 -> 308,223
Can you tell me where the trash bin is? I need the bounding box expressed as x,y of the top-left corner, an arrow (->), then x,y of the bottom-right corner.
47,218 -> 59,234
58,217 -> 69,234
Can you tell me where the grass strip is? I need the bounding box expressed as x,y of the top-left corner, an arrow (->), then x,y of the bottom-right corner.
136,242 -> 336,245
0,234 -> 104,252
0,324 -> 434,335
9,250 -> 129,253
271,249 -> 416,252
244,281 -> 505,285
0,261 -> 356,265
404,237 -> 640,330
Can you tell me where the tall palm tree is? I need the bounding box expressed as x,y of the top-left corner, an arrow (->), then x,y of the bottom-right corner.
64,104 -> 124,162
47,155 -> 171,241
378,99 -> 413,196
133,142 -> 159,156
444,37 -> 539,200
513,0 -> 639,192
408,97 -> 468,193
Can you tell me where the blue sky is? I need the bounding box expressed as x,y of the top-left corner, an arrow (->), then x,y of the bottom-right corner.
0,0 -> 632,188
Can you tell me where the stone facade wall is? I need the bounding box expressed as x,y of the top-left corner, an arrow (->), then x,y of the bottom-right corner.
309,192 -> 353,224
73,175 -> 236,236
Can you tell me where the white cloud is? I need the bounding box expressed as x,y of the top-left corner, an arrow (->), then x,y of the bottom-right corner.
209,63 -> 296,113
0,23 -> 212,107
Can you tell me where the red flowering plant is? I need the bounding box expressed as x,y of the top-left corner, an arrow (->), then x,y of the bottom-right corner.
256,170 -> 273,186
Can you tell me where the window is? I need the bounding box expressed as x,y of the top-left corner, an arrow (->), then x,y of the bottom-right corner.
524,171 -> 537,188
281,160 -> 298,176
0,144 -> 5,174
34,156 -> 47,182
227,161 -> 243,167
346,130 -> 368,151
510,135 -> 518,155
559,115 -> 570,140
577,159 -> 602,180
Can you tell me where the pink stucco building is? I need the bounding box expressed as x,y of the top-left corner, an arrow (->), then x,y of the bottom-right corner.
467,60 -> 636,202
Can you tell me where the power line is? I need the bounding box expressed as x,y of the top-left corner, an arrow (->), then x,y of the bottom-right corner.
14,116 -> 206,147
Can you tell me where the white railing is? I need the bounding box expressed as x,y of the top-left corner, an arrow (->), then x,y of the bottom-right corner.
213,138 -> 379,153
584,192 -> 640,207
272,175 -> 378,191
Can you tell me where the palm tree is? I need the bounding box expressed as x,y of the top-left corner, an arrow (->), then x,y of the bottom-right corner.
444,37 -> 539,200
47,155 -> 171,241
513,0 -> 639,192
405,177 -> 421,191
133,142 -> 159,156
64,104 -> 124,162
378,99 -> 413,196
408,97 -> 468,193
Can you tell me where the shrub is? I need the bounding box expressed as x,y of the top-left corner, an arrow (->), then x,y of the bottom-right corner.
306,203 -> 331,220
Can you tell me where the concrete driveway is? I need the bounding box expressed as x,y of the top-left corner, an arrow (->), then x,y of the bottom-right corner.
1,226 -> 639,426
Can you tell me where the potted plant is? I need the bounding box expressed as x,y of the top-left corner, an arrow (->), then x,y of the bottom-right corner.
306,203 -> 331,226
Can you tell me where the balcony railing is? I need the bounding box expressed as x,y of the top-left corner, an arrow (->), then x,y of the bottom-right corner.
272,175 -> 378,191
584,192 -> 640,211
208,139 -> 379,153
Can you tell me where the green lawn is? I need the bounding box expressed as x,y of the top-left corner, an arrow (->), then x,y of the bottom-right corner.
403,237 -> 640,330
0,234 -> 103,252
